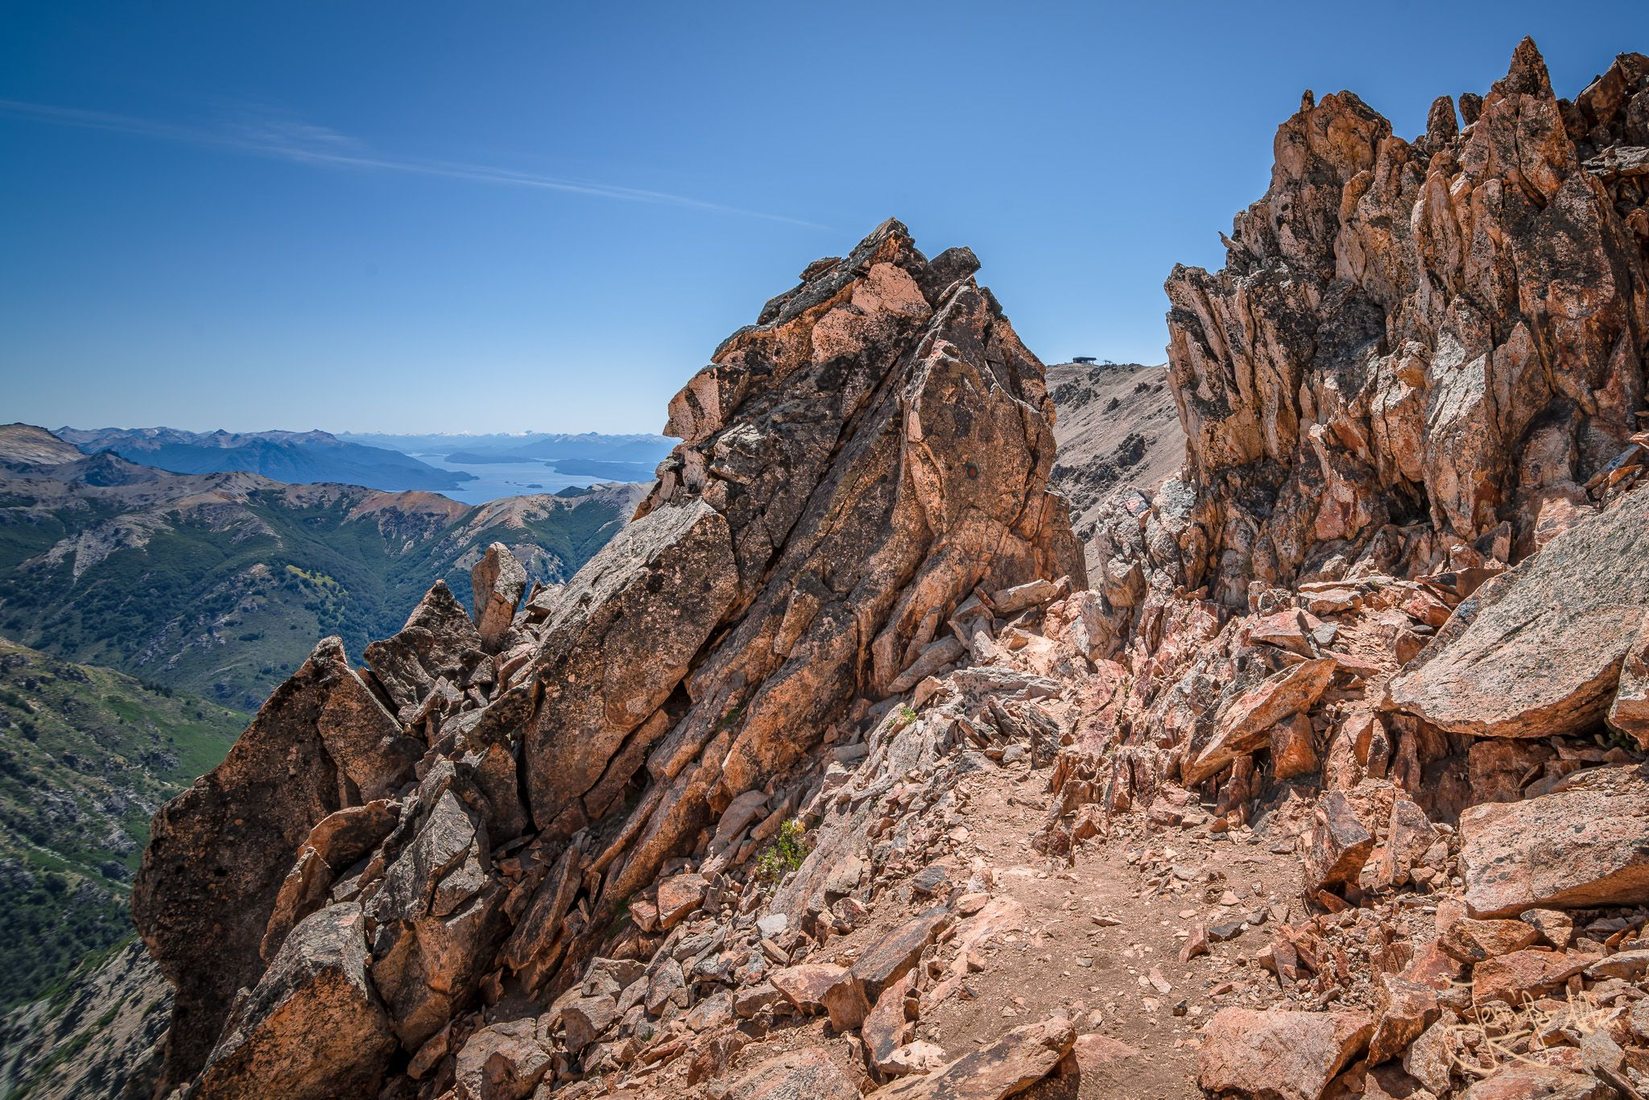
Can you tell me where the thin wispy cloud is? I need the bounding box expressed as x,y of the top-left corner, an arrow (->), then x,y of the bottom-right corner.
0,98 -> 830,229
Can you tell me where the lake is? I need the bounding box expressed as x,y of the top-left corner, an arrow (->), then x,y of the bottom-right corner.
412,454 -> 638,504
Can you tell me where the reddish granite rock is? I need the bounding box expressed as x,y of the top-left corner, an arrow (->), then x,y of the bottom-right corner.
878,1015 -> 1076,1100
1459,1062 -> 1619,1099
1387,484 -> 1649,740
1438,916 -> 1541,963
1459,765 -> 1649,917
1185,658 -> 1337,785
1198,1008 -> 1373,1100
1471,948 -> 1597,1006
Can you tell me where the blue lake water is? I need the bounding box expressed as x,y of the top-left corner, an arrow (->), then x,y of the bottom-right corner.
413,455 -> 630,504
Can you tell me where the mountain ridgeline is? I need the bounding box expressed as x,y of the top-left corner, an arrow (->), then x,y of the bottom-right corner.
56,427 -> 478,494
0,425 -> 645,710
6,36 -> 1649,1100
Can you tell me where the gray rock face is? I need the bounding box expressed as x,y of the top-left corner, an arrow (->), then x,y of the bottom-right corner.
1386,481 -> 1649,738
193,904 -> 395,1100
133,219 -> 1081,1096
132,636 -> 418,1081
470,542 -> 528,653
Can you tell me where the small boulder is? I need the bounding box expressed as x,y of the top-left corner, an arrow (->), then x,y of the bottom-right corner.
1185,658 -> 1337,786
1459,765 -> 1649,916
452,1017 -> 551,1100
1471,948 -> 1597,1006
878,1015 -> 1076,1099
1305,791 -> 1375,892
850,906 -> 952,1002
192,904 -> 395,1100
1459,1062 -> 1619,1099
655,872 -> 709,929
1197,1007 -> 1373,1100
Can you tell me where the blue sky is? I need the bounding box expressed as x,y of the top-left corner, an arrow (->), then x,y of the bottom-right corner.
1,2 -> 1641,434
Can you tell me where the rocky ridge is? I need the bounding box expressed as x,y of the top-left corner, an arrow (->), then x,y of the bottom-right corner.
129,219 -> 1088,1098
1048,39 -> 1649,1099
29,38 -> 1649,1100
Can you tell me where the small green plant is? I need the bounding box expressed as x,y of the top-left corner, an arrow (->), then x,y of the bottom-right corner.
754,818 -> 808,887
894,704 -> 917,726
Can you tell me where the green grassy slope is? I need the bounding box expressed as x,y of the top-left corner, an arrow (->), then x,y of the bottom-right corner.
0,639 -> 244,1010
0,485 -> 633,710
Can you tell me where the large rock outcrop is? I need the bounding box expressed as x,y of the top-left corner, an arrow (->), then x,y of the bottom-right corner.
133,219 -> 1082,1096
1094,41 -> 1649,628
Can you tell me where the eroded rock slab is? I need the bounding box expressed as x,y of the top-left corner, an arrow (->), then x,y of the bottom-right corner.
1460,764 -> 1649,916
1197,1007 -> 1373,1100
1388,484 -> 1649,739
192,904 -> 394,1100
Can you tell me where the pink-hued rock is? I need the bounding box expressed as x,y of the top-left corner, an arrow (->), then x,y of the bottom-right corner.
1460,1062 -> 1619,1099
1459,765 -> 1649,917
878,1016 -> 1076,1099
1184,658 -> 1337,785
1471,948 -> 1597,1006
1197,1007 -> 1373,1100
1388,483 -> 1649,740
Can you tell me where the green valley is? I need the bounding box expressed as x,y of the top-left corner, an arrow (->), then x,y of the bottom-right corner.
0,638 -> 243,1010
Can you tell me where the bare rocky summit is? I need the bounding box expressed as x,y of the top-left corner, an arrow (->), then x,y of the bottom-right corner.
130,219 -> 1085,1098
36,38 -> 1649,1100
1046,360 -> 1185,574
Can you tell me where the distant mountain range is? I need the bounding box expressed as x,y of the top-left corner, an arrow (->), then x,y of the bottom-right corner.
338,430 -> 674,466
56,426 -> 477,493
0,424 -> 645,710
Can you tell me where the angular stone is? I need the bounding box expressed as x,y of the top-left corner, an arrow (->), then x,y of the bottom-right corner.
863,970 -> 915,1073
850,906 -> 952,1002
1269,713 -> 1319,781
1367,974 -> 1440,1066
1584,948 -> 1649,981
881,1041 -> 947,1077
1388,484 -> 1649,739
733,981 -> 783,1019
1471,948 -> 1596,1006
365,581 -> 484,712
561,993 -> 618,1052
1607,611 -> 1649,748
522,500 -> 740,833
821,972 -> 871,1033
1185,658 -> 1337,785
1460,765 -> 1649,916
451,1017 -> 551,1100
1439,916 -> 1540,963
1197,1008 -> 1373,1100
192,904 -> 395,1100
1519,909 -> 1575,949
470,542 -> 528,654
769,963 -> 852,1015
1403,1018 -> 1457,1094
878,1015 -> 1076,1100
1305,790 -> 1376,892
655,872 -> 708,930
1459,1063 -> 1618,1100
